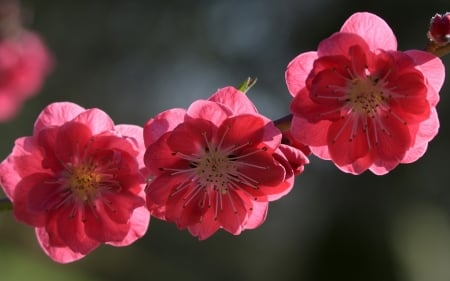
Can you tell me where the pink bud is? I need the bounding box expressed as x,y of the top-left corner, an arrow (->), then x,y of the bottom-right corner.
428,12 -> 450,45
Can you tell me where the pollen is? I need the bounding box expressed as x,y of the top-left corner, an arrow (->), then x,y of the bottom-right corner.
195,149 -> 237,192
348,77 -> 387,118
67,164 -> 102,202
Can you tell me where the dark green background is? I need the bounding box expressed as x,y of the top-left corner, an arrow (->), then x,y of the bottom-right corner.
1,0 -> 450,280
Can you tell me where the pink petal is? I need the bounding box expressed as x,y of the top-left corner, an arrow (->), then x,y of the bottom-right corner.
54,122 -> 93,164
340,12 -> 397,51
107,205 -> 150,247
33,102 -> 85,135
11,173 -> 52,226
221,115 -> 281,152
146,174 -> 188,206
218,115 -> 265,149
187,206 -> 220,240
337,153 -> 376,175
144,133 -> 186,175
55,206 -> 99,254
217,190 -> 249,235
72,108 -> 115,135
327,116 -> 371,167
100,191 -> 145,224
208,86 -> 258,114
285,51 -> 318,97
405,50 -> 445,106
115,124 -> 145,152
244,200 -> 268,229
290,116 -> 331,147
0,137 -> 42,198
167,118 -> 215,155
143,108 -> 186,147
317,32 -> 371,57
237,151 -> 287,195
36,228 -> 88,264
402,108 -> 439,163
186,99 -> 232,125
373,115 -> 412,163
164,183 -> 206,229
83,201 -> 131,242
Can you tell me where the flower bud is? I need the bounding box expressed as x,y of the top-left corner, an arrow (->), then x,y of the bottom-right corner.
428,12 -> 450,45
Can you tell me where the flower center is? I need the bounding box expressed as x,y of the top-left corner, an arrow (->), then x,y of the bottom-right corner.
193,148 -> 238,194
68,164 -> 101,202
348,77 -> 386,118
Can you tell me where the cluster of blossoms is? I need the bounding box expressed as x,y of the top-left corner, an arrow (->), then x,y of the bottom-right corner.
0,11 -> 448,263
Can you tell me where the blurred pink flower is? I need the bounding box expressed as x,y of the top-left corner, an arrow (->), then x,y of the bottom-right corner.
0,102 -> 150,263
144,86 -> 307,239
0,30 -> 53,122
286,12 -> 445,175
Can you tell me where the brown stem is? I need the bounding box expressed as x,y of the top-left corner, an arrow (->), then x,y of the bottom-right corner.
425,41 -> 450,57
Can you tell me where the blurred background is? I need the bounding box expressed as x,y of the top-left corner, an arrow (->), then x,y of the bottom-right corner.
1,0 -> 450,280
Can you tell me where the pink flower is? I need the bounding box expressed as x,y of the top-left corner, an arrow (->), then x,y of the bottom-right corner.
0,102 -> 150,263
0,30 -> 53,122
285,12 -> 445,175
144,86 -> 307,239
428,12 -> 450,45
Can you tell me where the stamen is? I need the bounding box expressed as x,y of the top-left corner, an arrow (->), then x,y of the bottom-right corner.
202,132 -> 215,153
166,167 -> 198,176
222,141 -> 251,155
227,192 -> 238,214
362,115 -> 372,149
331,115 -> 354,143
182,184 -> 203,207
170,181 -> 192,197
217,125 -> 230,150
228,149 -> 264,161
232,161 -> 268,170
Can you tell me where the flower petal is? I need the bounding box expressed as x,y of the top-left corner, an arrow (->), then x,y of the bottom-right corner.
208,86 -> 258,114
34,102 -> 85,135
340,12 -> 397,51
286,51 -> 318,97
143,108 -> 186,147
36,228 -> 87,264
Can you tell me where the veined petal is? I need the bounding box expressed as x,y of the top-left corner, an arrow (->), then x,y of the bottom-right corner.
187,206 -> 220,240
144,133 -> 187,175
244,200 -> 268,229
107,205 -> 150,247
187,99 -> 232,125
317,32 -> 371,57
34,102 -> 85,135
286,51 -> 318,97
143,108 -> 187,147
402,108 -> 439,163
54,207 -> 99,255
72,108 -> 115,135
208,86 -> 258,114
167,118 -> 215,155
36,228 -> 88,264
405,50 -> 445,106
290,116 -> 331,147
340,12 -> 397,51
217,190 -> 248,235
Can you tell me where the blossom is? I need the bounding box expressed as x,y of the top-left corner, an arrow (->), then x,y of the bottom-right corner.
144,86 -> 307,239
285,12 -> 445,175
428,12 -> 450,45
0,102 -> 150,263
0,1 -> 53,122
